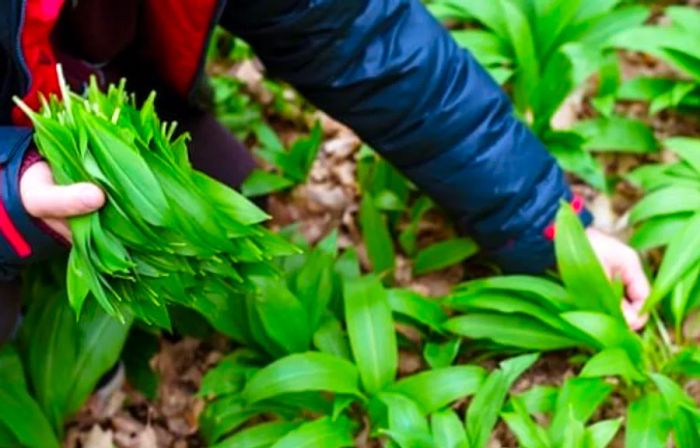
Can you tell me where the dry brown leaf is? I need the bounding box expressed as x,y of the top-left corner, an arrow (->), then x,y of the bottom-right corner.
83,425 -> 114,448
135,426 -> 158,448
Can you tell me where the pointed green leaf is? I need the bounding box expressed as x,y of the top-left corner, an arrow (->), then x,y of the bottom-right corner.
413,238 -> 478,275
270,416 -> 355,448
388,366 -> 486,414
625,393 -> 672,448
466,354 -> 538,448
555,203 -> 623,319
343,275 -> 398,394
242,352 -> 361,404
431,410 -> 468,448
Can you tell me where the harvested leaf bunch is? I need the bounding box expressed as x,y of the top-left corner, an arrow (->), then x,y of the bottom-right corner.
14,68 -> 297,327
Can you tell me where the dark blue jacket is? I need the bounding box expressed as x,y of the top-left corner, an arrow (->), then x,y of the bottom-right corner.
0,0 -> 590,281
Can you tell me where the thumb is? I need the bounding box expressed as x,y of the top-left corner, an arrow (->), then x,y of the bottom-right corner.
20,161 -> 105,219
617,248 -> 651,305
617,248 -> 651,330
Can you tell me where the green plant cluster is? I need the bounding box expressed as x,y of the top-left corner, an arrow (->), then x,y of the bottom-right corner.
7,0 -> 700,446
190,204 -> 700,447
0,266 -> 129,447
15,73 -> 296,327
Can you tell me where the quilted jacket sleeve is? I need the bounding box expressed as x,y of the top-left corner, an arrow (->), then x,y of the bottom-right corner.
220,0 -> 592,273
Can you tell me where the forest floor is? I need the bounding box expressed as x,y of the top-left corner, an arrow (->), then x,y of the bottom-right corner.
64,13 -> 700,448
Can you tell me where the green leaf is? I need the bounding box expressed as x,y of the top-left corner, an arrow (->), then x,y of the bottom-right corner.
587,418 -> 623,448
466,354 -> 538,448
82,112 -> 170,225
618,78 -> 693,112
388,289 -> 448,332
19,289 -> 130,435
627,162 -> 697,192
445,313 -> 583,351
445,290 -> 578,336
650,373 -> 699,417
498,0 -> 540,112
0,346 -> 61,448
121,327 -> 160,400
502,396 -> 551,448
650,374 -> 700,448
191,172 -> 269,225
665,138 -> 700,174
251,276 -> 311,355
398,196 -> 433,256
213,421 -> 299,448
560,408 -> 587,448
648,212 -> 700,310
292,248 -> 336,331
630,214 -> 691,251
359,194 -> 396,275
625,393 -> 672,448
549,378 -> 613,446
666,347 -> 700,379
667,6 -> 700,39
387,366 -> 486,415
555,203 -> 624,319
629,186 -> 700,224
242,352 -> 361,404
577,4 -> 649,43
560,311 -> 643,366
198,349 -> 262,398
312,315 -> 352,361
516,385 -> 559,415
580,348 -> 646,383
423,339 -> 461,369
285,122 -> 323,182
382,430 -> 436,448
335,248 -> 362,281
671,266 -> 700,338
575,116 -> 658,153
200,395 -> 265,443
546,132 -> 606,191
375,190 -> 407,212
373,392 -> 431,441
66,248 -> 91,315
533,0 -> 584,59
270,416 -> 355,448
431,410 -> 468,448
412,238 -> 478,275
343,275 -> 398,394
611,25 -> 700,77
453,275 -> 574,311
241,169 -> 294,197
444,2 -> 508,37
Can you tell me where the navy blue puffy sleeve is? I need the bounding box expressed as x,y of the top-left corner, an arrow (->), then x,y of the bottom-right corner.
221,0 -> 592,273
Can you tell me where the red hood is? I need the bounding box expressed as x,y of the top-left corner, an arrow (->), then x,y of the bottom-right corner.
12,0 -> 219,126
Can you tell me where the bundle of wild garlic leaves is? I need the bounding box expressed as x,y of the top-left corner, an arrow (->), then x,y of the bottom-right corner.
14,69 -> 296,327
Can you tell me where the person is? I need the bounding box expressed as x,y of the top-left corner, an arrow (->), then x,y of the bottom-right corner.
0,0 -> 648,343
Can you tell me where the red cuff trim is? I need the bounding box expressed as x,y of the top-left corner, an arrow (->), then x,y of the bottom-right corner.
571,195 -> 584,213
0,167 -> 32,258
20,150 -> 43,177
544,195 -> 585,241
544,224 -> 556,241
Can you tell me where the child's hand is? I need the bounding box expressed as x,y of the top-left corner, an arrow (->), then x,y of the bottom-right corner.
586,228 -> 650,331
20,161 -> 105,242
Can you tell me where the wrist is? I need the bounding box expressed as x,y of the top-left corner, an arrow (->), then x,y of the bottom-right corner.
544,194 -> 592,240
